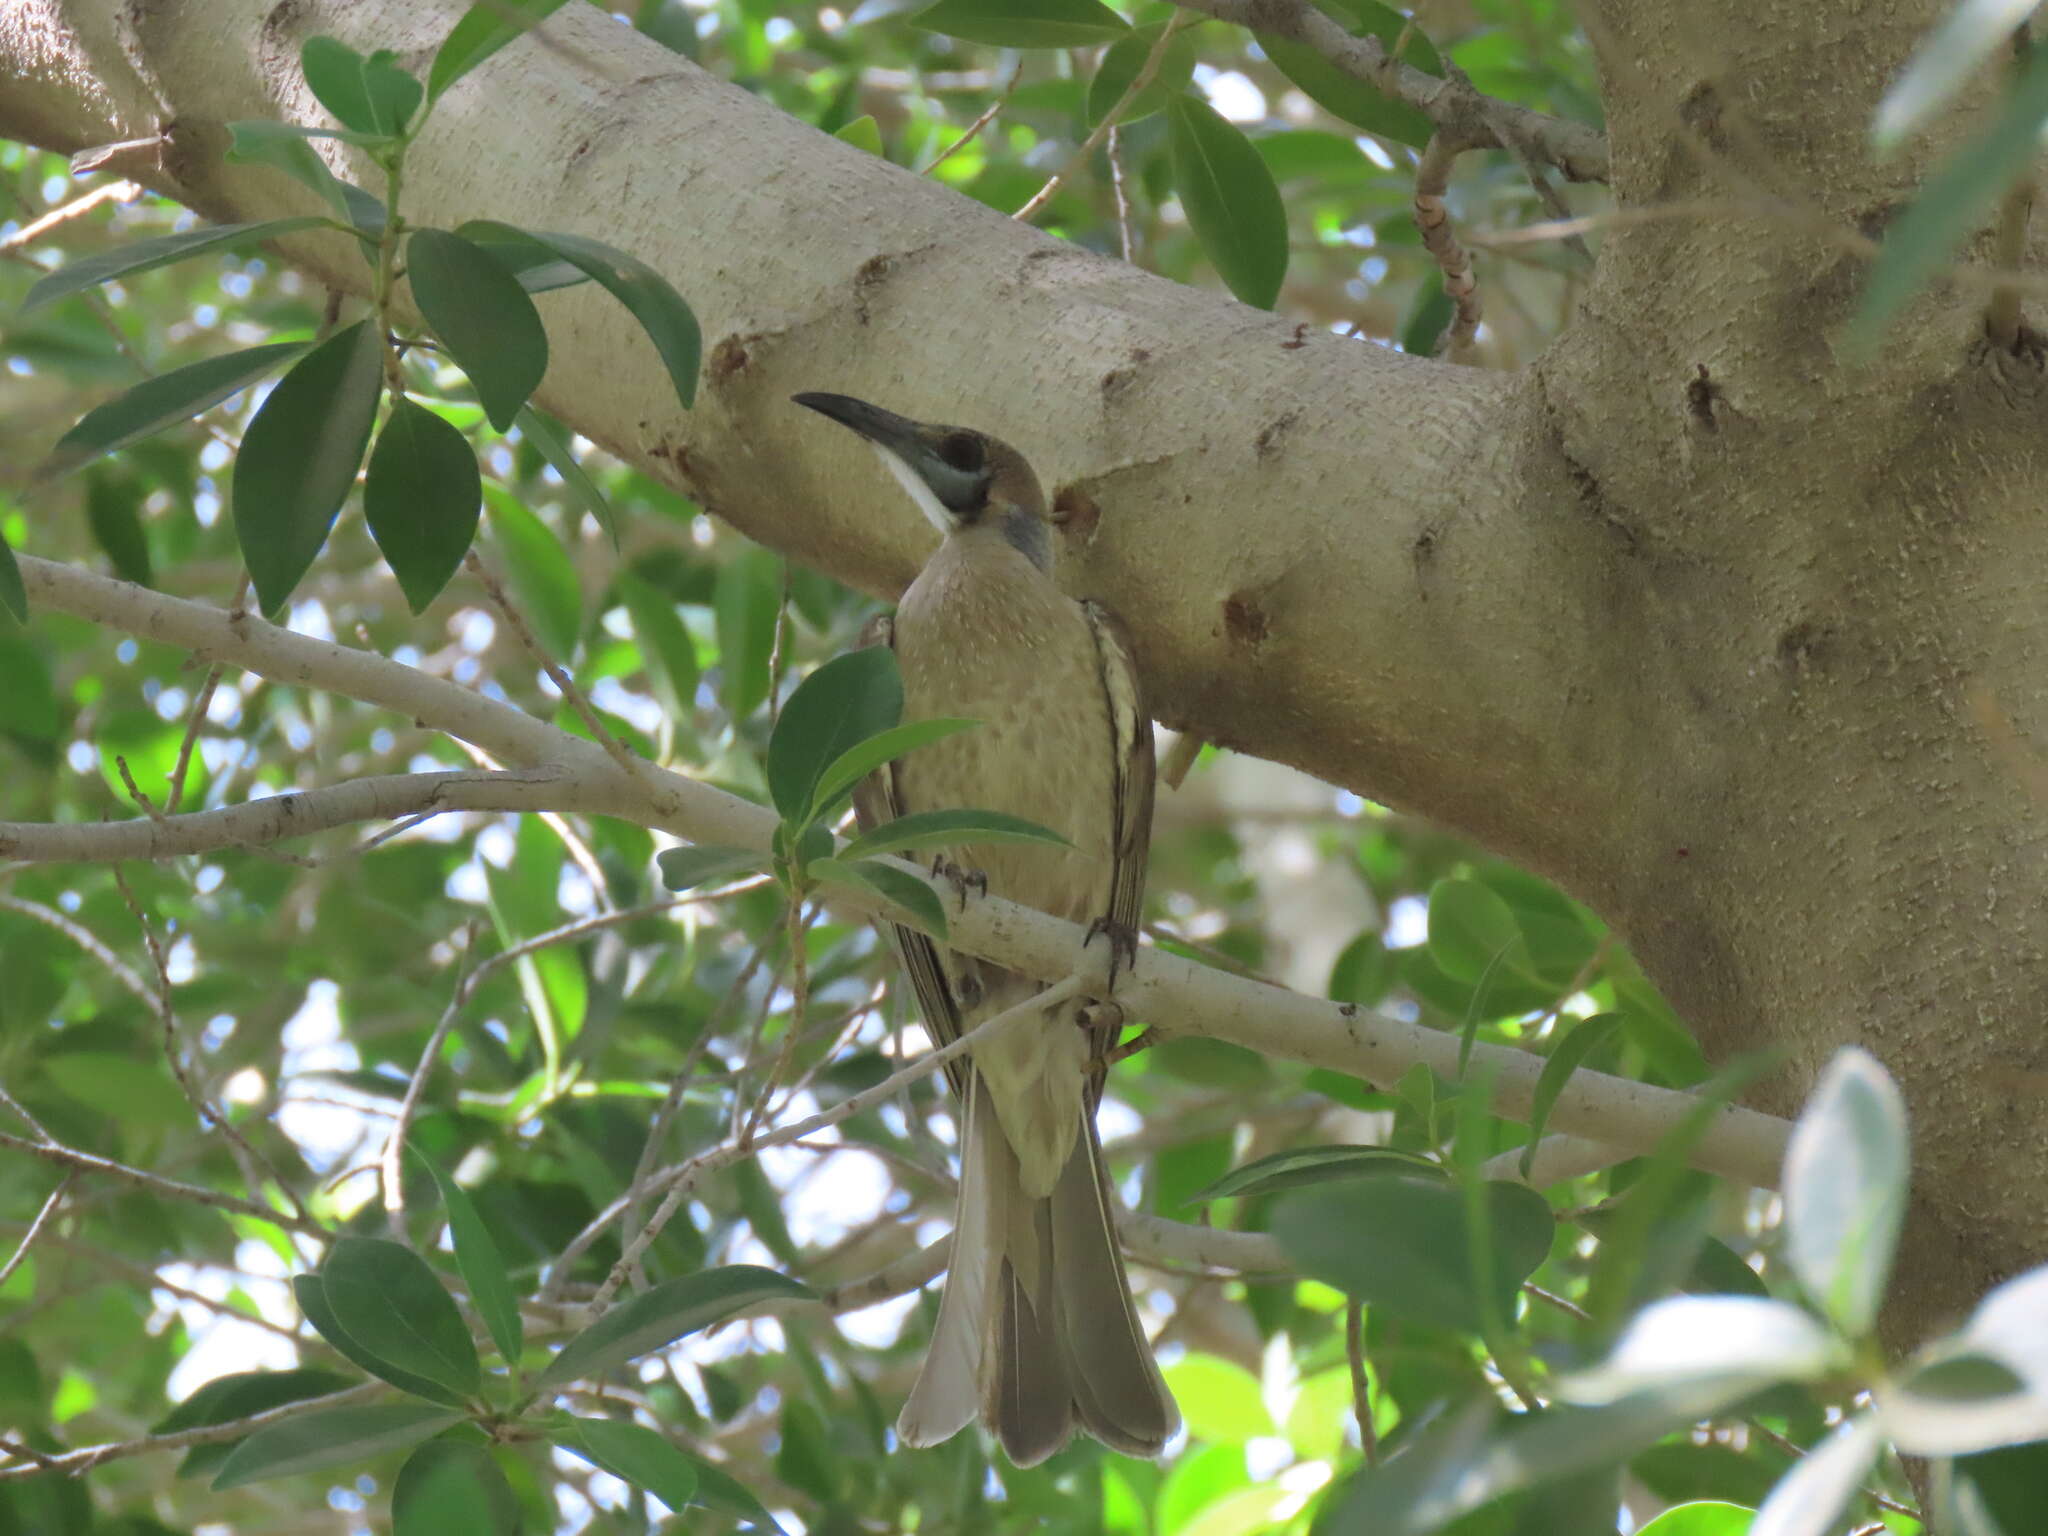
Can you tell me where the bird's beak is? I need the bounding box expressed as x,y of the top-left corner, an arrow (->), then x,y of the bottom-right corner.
793,392 -> 984,524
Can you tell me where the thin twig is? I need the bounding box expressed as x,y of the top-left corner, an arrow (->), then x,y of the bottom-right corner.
1016,15 -> 1191,222
1345,1298 -> 1379,1466
0,893 -> 155,1011
1414,135 -> 1482,361
165,663 -> 225,815
380,920 -> 484,1229
924,58 -> 1025,174
0,1382 -> 381,1483
0,179 -> 141,255
1108,125 -> 1138,262
0,1130 -> 327,1239
0,1177 -> 73,1293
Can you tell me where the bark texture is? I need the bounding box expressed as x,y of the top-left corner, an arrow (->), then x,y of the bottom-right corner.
3,0 -> 2043,1333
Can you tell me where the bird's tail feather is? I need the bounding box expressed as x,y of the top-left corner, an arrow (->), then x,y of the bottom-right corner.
897,1077 -> 1001,1448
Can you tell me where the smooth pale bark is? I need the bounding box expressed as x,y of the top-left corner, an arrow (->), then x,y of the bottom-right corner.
3,0 -> 2042,1333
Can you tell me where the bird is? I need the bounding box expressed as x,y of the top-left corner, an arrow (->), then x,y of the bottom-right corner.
792,391 -> 1179,1467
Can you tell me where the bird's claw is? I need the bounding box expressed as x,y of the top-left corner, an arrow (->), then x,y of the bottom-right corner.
931,857 -> 988,914
1082,915 -> 1140,980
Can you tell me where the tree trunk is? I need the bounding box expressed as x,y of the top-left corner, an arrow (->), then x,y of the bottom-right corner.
3,0 -> 2041,1334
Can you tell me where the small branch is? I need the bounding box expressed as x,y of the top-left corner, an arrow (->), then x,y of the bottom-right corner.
0,893 -> 155,1011
0,178 -> 140,254
380,920 -> 483,1227
0,1382 -> 381,1483
0,1129 -> 327,1239
1016,15 -> 1191,223
165,663 -> 225,815
1414,135 -> 1482,361
0,1177 -> 72,1293
1108,124 -> 1138,263
1167,0 -> 1607,182
925,58 -> 1024,174
1345,1298 -> 1379,1465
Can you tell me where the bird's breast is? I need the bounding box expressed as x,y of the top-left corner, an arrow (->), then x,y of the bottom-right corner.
890,543 -> 1117,923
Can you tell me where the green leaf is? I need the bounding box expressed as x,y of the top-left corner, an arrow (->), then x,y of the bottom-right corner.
210,1403 -> 463,1490
1162,1356 -> 1274,1442
1426,876 -> 1540,985
301,36 -> 422,137
1781,1046 -> 1908,1338
1273,1175 -> 1553,1333
655,843 -> 769,892
1258,0 -> 1443,149
562,1418 -> 698,1512
154,1367 -> 356,1481
37,341 -> 307,480
837,808 -> 1070,862
766,647 -> 904,823
298,1275 -> 466,1409
320,1237 -> 481,1399
1852,47 -> 2048,352
430,0 -> 572,101
512,406 -> 615,544
1521,1013 -> 1623,1177
1087,22 -> 1200,126
83,471 -> 152,587
232,317 -> 386,614
392,1439 -> 521,1536
1400,280 -> 1454,356
712,545 -> 781,719
459,222 -> 699,412
22,217 -> 333,314
913,0 -> 1130,49
482,486 -> 582,659
43,1051 -> 196,1129
616,571 -> 700,723
364,399 -> 481,614
810,856 -> 949,940
1166,94 -> 1289,310
534,1265 -> 811,1390
414,1152 -> 523,1366
0,526 -> 22,623
1186,1144 -> 1440,1204
809,717 -> 981,819
406,228 -> 548,431
224,122 -> 359,229
834,115 -> 884,155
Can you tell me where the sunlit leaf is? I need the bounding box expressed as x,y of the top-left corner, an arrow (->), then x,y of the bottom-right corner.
810,717 -> 980,819
415,1152 -> 523,1365
1781,1046 -> 1907,1338
766,646 -> 902,823
1167,94 -> 1289,309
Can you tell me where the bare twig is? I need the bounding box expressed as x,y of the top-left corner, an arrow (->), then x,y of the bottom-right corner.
1345,1298 -> 1379,1465
1414,135 -> 1483,361
1016,15 -> 1191,222
0,1382 -> 381,1483
0,179 -> 140,254
0,1129 -> 326,1238
165,663 -> 225,815
380,920 -> 484,1229
1108,125 -> 1138,262
925,59 -> 1024,175
0,1177 -> 73,1293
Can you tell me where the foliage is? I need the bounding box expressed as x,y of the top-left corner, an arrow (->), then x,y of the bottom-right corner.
0,0 -> 2043,1532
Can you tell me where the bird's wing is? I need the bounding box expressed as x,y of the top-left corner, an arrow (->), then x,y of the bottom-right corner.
852,613 -> 973,1099
1081,600 -> 1156,1094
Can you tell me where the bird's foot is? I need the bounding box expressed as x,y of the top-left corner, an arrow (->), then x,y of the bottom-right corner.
1082,915 -> 1140,982
1086,1025 -> 1160,1074
931,857 -> 988,914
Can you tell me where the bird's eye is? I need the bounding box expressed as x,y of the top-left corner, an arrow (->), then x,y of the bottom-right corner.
937,432 -> 985,473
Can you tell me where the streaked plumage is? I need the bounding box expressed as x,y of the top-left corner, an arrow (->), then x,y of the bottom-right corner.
794,391 -> 1178,1466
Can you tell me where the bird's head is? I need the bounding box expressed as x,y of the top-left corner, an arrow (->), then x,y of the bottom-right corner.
793,392 -> 1050,570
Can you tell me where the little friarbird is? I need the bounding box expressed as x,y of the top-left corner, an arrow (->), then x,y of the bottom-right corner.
793,391 -> 1179,1467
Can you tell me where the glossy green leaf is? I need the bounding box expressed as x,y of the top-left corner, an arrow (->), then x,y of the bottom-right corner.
811,856 -> 949,940
392,1439 -> 521,1536
320,1237 -> 481,1399
22,217 -> 332,314
0,525 -> 26,624
1274,1175 -> 1552,1333
365,399 -> 481,614
1521,1013 -> 1623,1177
837,808 -> 1069,861
512,407 -> 614,544
534,1265 -> 811,1390
913,0 -> 1130,49
1781,1047 -> 1907,1337
616,572 -> 700,723
460,222 -> 700,412
767,646 -> 903,822
1087,22 -> 1200,126
430,0 -> 572,100
37,341 -> 306,481
232,317 -> 385,614
301,36 -> 422,137
415,1153 -> 523,1365
83,471 -> 151,587
1166,94 -> 1289,310
655,843 -> 768,892
809,717 -> 981,819
301,1274 -> 467,1416
1186,1144 -> 1440,1204
482,486 -> 581,659
562,1417 -> 698,1512
406,228 -> 548,431
1258,0 -> 1442,149
712,545 -> 780,719
1853,47 -> 2048,352
210,1403 -> 463,1490
155,1367 -> 356,1481
834,115 -> 884,155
